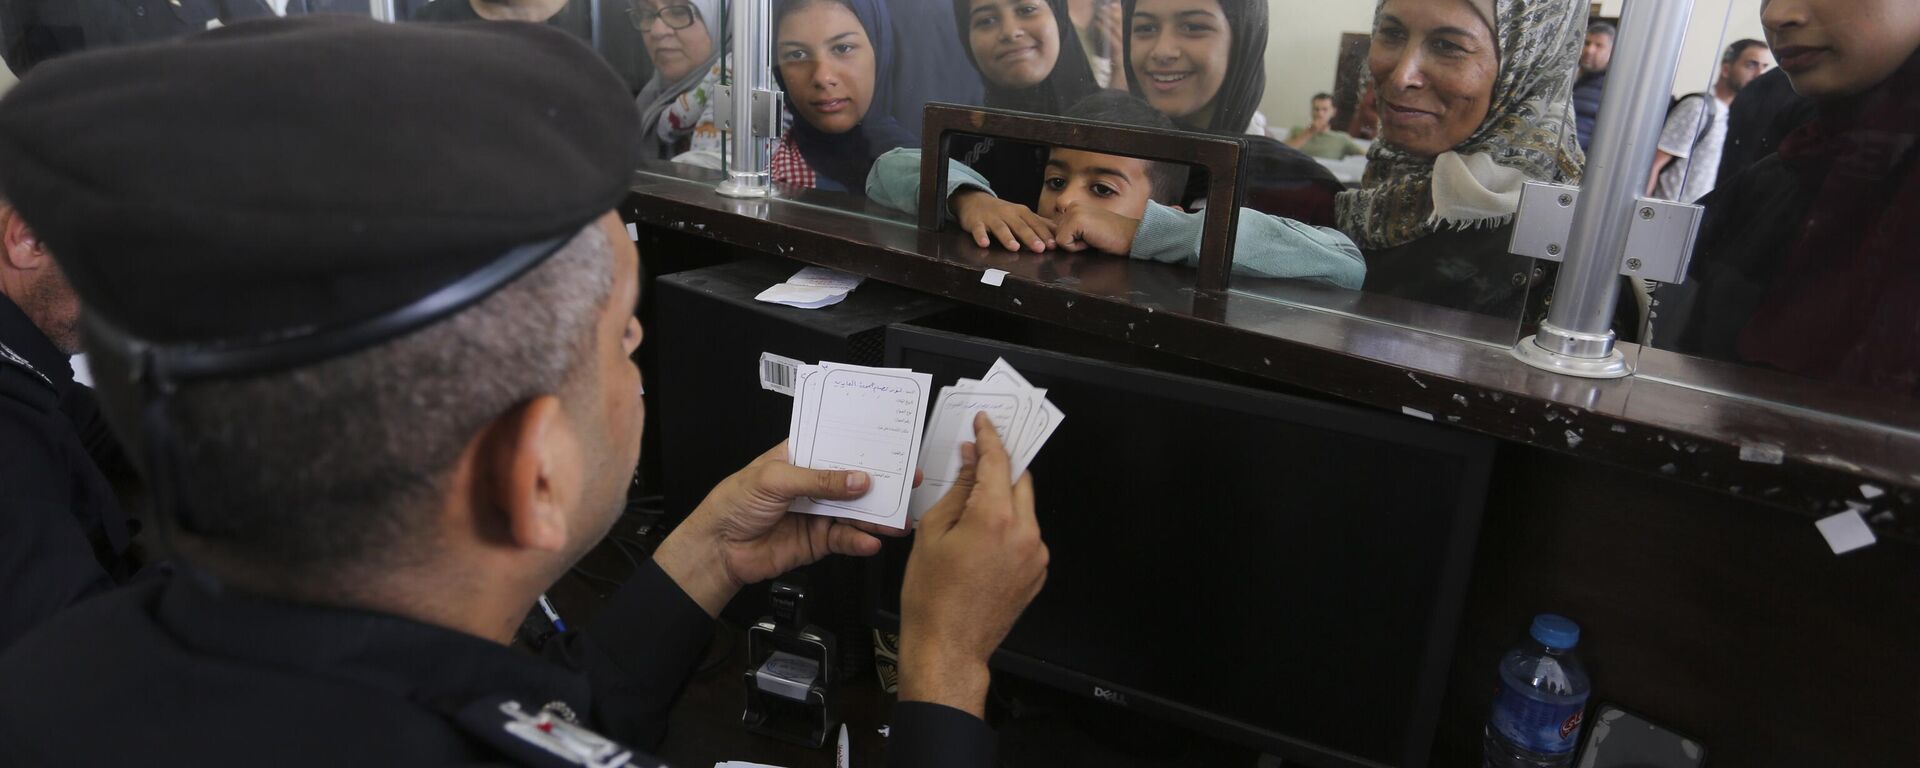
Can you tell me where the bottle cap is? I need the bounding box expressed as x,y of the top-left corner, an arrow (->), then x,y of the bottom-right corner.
1530,614 -> 1581,649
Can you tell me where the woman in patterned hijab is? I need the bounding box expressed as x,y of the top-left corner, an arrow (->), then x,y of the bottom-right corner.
1338,0 -> 1585,252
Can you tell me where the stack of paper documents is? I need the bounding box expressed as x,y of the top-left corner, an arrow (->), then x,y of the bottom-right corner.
785,362 -> 933,529
908,358 -> 1062,521
754,266 -> 865,310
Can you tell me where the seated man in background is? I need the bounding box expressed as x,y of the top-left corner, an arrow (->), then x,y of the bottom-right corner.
866,91 -> 1366,288
0,17 -> 1045,766
0,198 -> 138,652
1285,93 -> 1367,161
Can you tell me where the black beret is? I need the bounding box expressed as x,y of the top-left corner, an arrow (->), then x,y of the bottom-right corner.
0,15 -> 637,351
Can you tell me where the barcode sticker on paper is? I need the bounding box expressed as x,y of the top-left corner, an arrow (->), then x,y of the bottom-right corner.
759,352 -> 803,396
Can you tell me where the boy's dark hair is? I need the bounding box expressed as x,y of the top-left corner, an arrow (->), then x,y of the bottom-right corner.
1723,39 -> 1768,64
1061,91 -> 1189,204
1311,92 -> 1333,102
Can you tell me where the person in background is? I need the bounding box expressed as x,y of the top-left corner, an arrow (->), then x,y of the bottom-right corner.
1122,0 -> 1344,226
1338,0 -> 1586,320
1064,0 -> 1124,89
1645,39 -> 1773,203
1571,20 -> 1611,151
1661,0 -> 1920,396
1286,92 -> 1367,160
865,92 -> 1367,288
413,0 -> 654,92
631,0 -> 726,167
1,0 -> 272,75
0,198 -> 139,652
0,17 -> 1043,765
770,0 -> 918,191
1713,65 -> 1814,183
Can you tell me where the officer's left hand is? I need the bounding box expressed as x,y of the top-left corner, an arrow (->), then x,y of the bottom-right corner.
653,442 -> 911,616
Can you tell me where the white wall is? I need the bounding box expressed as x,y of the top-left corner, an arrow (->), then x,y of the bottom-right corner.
1256,0 -> 1769,132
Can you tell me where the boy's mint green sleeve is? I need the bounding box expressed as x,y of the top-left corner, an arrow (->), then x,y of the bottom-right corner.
864,148 -> 997,215
1128,202 -> 1367,290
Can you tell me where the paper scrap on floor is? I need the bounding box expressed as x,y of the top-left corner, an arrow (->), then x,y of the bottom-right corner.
909,358 -> 1064,521
787,361 -> 932,529
755,266 -> 866,309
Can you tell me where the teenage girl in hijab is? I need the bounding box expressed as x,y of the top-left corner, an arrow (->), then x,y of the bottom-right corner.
1659,0 -> 1920,396
632,0 -> 727,166
948,0 -> 1102,207
1338,0 -> 1587,319
1119,0 -> 1344,226
770,0 -> 920,192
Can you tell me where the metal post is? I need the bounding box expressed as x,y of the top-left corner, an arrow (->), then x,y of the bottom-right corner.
369,0 -> 398,21
1512,0 -> 1697,378
716,0 -> 776,197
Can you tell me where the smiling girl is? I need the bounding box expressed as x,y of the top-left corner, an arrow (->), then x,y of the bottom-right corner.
1119,0 -> 1266,135
956,0 -> 1100,113
769,0 -> 918,191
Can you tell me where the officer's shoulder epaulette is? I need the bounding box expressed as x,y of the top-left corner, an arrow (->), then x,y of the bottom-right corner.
453,695 -> 671,768
0,340 -> 58,412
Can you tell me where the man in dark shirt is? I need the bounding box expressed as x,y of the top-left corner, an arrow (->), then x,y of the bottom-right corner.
0,199 -> 138,651
412,0 -> 653,92
1713,65 -> 1816,184
0,17 -> 1042,767
1,0 -> 273,74
1571,21 -> 1613,151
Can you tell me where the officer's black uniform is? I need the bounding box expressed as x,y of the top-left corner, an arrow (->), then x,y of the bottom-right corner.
0,16 -> 993,767
0,290 -> 137,651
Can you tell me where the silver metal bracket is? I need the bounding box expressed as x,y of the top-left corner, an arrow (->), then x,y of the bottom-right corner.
1508,181 -> 1704,285
714,85 -> 784,139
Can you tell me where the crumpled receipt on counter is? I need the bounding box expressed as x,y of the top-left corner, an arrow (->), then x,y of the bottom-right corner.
754,266 -> 866,309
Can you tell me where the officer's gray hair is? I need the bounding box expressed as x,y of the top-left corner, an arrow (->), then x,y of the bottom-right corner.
92,221 -> 617,580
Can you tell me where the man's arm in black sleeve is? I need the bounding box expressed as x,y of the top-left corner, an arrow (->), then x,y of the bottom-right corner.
887,701 -> 996,768
537,559 -> 715,749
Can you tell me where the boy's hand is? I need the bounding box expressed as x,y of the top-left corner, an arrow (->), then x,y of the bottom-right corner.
1054,201 -> 1142,255
953,189 -> 1055,252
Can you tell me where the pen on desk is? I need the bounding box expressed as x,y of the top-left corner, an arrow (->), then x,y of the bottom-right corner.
836,723 -> 850,768
536,593 -> 568,633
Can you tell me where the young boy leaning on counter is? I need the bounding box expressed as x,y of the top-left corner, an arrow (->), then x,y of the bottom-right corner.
864,92 -> 1367,289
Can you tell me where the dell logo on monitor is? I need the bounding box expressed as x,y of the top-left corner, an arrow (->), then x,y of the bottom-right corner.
1092,687 -> 1129,706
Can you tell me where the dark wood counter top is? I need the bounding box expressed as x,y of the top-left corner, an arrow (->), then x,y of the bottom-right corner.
621,164 -> 1918,551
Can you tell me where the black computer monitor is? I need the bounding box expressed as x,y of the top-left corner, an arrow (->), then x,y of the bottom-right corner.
874,326 -> 1494,768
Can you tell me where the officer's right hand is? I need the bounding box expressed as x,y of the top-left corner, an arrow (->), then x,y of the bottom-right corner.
896,412 -> 1047,719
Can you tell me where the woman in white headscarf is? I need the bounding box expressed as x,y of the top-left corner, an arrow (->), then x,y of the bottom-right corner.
1339,0 -> 1586,318
632,0 -> 728,167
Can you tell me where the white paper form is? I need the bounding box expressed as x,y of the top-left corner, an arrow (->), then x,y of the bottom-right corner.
909,387 -> 1029,519
978,358 -> 1064,478
787,363 -> 932,528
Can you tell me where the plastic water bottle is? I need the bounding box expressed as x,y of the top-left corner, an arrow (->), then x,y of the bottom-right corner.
1483,614 -> 1592,768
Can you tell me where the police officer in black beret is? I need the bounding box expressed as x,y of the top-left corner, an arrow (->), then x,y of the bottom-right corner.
0,16 -> 1046,767
0,198 -> 140,652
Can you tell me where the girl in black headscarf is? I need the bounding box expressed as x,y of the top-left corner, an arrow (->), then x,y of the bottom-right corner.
1119,0 -> 1343,226
954,0 -> 1101,114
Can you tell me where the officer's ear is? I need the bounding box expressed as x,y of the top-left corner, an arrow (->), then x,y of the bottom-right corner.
0,203 -> 48,272
480,394 -> 577,553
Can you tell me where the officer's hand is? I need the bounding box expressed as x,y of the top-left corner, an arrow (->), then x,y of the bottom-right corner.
654,442 -> 910,617
897,412 -> 1046,719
